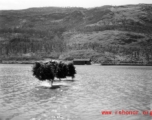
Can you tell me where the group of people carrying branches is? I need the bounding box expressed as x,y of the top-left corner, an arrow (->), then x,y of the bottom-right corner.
32,61 -> 76,87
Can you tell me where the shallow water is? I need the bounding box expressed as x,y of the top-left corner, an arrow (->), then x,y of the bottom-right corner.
0,64 -> 152,120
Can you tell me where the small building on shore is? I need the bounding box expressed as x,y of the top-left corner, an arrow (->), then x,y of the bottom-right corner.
73,59 -> 91,65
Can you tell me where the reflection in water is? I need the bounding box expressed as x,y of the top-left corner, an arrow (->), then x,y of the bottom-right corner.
0,64 -> 152,120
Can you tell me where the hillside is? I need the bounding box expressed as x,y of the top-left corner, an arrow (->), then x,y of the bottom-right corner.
0,4 -> 152,64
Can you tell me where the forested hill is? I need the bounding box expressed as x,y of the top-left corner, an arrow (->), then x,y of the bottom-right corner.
0,4 -> 152,64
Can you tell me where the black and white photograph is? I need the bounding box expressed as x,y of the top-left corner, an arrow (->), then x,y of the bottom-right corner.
0,0 -> 152,120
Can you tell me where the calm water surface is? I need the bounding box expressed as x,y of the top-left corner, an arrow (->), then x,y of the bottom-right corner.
0,64 -> 152,120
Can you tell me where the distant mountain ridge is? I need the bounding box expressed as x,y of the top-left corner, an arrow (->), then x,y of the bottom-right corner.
0,4 -> 152,64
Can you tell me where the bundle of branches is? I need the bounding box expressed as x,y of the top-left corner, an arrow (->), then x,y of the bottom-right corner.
32,62 -> 55,86
67,63 -> 76,79
56,62 -> 68,80
32,61 -> 76,87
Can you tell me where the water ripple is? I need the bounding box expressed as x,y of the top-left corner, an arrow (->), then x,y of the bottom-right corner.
0,64 -> 152,120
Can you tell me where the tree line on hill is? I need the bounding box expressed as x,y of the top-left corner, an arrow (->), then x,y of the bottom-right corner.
1,4 -> 152,64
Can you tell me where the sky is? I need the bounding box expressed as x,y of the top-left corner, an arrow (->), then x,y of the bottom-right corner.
0,0 -> 152,10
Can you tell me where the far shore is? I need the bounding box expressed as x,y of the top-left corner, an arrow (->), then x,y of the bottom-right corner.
0,59 -> 71,64
0,60 -> 36,64
1,60 -> 152,66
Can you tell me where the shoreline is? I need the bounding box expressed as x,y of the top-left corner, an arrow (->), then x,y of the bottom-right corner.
101,63 -> 152,66
1,60 -> 152,66
1,62 -> 152,66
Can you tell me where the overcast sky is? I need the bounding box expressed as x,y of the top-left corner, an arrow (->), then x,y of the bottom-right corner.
0,0 -> 152,10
